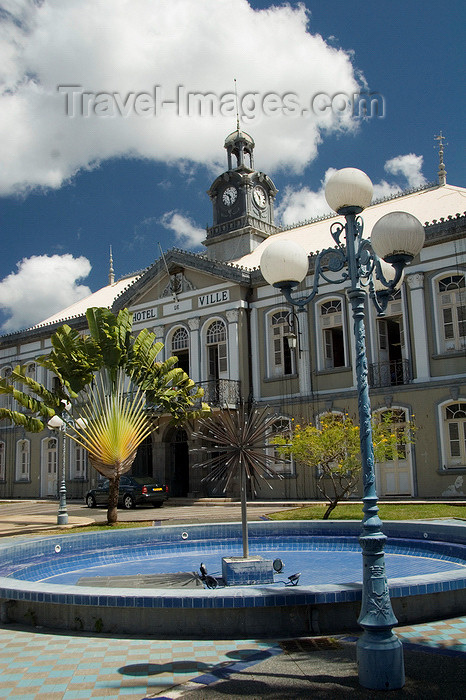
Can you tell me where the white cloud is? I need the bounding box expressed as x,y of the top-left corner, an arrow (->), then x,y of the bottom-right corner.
277,155 -> 427,225
373,154 -> 427,200
0,0 -> 364,194
275,168 -> 336,226
384,154 -> 427,188
160,211 -> 205,248
0,254 -> 91,332
371,179 -> 403,201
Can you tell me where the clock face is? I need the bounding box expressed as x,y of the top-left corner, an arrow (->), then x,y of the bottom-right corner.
253,185 -> 267,208
222,186 -> 238,207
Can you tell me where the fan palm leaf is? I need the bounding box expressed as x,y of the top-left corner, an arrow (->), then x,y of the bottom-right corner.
68,371 -> 152,478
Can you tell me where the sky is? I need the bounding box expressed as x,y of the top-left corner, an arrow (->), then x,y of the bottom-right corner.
0,0 -> 464,334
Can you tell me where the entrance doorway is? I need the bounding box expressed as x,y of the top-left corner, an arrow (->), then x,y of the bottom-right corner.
376,409 -> 414,496
376,313 -> 406,386
42,437 -> 58,497
131,435 -> 153,477
169,429 -> 189,497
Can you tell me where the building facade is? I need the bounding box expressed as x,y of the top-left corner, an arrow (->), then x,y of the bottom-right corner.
1,130 -> 465,502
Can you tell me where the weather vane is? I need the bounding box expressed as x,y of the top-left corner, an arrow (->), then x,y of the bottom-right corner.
434,131 -> 447,185
234,78 -> 240,131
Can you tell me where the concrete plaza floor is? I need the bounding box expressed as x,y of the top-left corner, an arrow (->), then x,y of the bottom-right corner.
0,500 -> 464,698
0,617 -> 464,699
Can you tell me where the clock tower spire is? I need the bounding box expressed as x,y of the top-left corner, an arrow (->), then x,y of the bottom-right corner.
204,129 -> 278,262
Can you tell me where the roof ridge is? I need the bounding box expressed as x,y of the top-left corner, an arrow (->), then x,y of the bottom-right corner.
280,181 -> 439,231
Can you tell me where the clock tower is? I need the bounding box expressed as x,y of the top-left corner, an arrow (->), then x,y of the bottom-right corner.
204,129 -> 279,262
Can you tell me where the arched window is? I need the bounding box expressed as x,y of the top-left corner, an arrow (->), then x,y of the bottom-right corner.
0,441 -> 5,481
25,363 -> 36,395
318,298 -> 346,369
436,274 -> 466,353
16,440 -> 30,481
171,327 -> 190,374
0,367 -> 13,410
315,411 -> 345,476
267,416 -> 294,475
372,289 -> 408,386
71,443 -> 87,479
443,402 -> 466,468
46,437 -> 58,478
268,311 -> 294,377
206,320 -> 227,379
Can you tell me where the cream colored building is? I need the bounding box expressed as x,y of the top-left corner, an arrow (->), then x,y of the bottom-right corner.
1,130 -> 465,502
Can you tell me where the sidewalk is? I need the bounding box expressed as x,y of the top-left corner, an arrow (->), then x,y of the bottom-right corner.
0,618 -> 464,699
0,504 -> 93,537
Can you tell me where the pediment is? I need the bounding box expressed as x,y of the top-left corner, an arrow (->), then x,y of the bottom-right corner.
112,249 -> 251,311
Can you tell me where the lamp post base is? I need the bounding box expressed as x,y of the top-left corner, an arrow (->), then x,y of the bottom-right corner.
57,512 -> 68,525
357,630 -> 405,690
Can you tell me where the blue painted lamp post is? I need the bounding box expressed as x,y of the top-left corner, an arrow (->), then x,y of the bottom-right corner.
47,414 -> 69,525
260,168 -> 425,690
48,403 -> 87,526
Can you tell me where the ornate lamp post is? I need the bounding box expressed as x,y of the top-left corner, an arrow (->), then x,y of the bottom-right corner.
47,414 -> 68,525
260,167 -> 425,690
48,403 -> 87,526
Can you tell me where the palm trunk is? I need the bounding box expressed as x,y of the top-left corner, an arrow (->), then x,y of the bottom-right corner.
107,474 -> 120,524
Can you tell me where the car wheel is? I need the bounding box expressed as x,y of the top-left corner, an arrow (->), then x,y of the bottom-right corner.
123,494 -> 135,510
86,494 -> 96,508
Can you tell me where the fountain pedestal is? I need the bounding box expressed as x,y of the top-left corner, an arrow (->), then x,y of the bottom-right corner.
222,556 -> 274,585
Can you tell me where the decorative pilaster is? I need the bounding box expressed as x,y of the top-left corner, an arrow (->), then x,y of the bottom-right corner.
188,317 -> 201,384
406,273 -> 430,382
226,309 -> 240,381
296,309 -> 312,396
249,307 -> 260,403
153,326 -> 165,361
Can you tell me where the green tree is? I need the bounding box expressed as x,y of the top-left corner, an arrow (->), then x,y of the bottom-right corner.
274,412 -> 416,519
0,307 -> 209,524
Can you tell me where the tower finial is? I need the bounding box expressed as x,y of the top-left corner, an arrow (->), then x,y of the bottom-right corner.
434,131 -> 447,186
234,78 -> 240,131
109,245 -> 115,285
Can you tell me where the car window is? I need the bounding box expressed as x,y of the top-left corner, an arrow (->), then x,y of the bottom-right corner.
120,476 -> 130,486
131,477 -> 159,485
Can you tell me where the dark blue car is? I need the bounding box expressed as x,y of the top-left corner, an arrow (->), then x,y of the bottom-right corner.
85,475 -> 169,509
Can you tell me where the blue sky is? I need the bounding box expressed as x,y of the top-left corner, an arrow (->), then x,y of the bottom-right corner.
0,0 -> 464,333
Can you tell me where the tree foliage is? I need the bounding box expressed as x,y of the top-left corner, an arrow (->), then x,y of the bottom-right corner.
0,307 -> 210,523
274,412 -> 416,519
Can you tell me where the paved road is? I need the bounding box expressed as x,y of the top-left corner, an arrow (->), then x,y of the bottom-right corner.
0,498 -> 298,536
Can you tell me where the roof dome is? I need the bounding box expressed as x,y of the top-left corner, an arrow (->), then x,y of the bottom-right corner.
224,129 -> 255,148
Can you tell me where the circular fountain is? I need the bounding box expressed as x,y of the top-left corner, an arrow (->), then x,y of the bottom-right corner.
0,520 -> 465,637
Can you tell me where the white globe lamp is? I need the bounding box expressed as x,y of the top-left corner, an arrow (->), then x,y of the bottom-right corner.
260,239 -> 309,288
371,211 -> 425,263
325,168 -> 373,213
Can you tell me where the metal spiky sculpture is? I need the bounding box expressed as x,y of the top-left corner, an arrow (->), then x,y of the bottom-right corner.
192,404 -> 287,558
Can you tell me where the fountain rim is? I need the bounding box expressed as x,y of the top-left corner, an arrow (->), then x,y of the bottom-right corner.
1,519 -> 465,610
